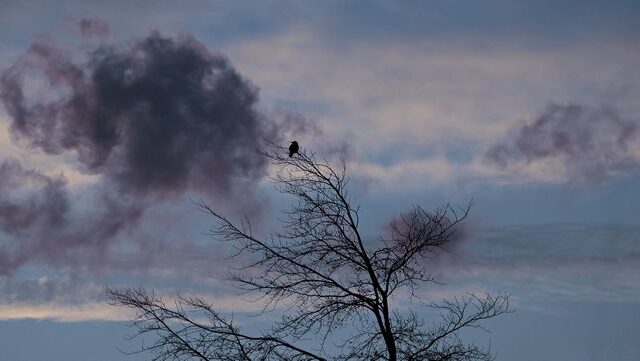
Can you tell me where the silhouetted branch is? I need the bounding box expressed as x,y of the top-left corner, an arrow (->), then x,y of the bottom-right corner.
107,287 -> 327,361
109,142 -> 510,361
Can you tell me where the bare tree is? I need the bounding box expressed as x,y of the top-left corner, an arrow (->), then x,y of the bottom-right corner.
108,143 -> 510,361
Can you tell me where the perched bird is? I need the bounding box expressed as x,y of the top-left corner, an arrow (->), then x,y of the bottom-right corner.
289,141 -> 299,157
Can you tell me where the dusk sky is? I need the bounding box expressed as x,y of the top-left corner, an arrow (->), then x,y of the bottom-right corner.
1,1 -> 639,360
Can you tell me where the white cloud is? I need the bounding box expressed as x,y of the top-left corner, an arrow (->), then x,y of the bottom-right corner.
0,303 -> 128,322
351,156 -> 460,190
0,292 -> 278,322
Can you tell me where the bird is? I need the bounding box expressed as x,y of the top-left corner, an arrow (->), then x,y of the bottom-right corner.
289,141 -> 299,157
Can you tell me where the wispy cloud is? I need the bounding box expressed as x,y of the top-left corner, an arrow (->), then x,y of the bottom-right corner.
485,103 -> 639,183
1,223 -> 637,321
432,224 -> 640,306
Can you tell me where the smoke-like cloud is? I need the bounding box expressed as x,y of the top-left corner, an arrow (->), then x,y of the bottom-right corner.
0,159 -> 143,275
76,18 -> 110,37
0,21 -> 324,276
1,30 -> 283,199
485,103 -> 639,182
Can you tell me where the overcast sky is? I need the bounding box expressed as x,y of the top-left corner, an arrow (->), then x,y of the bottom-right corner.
1,1 -> 639,360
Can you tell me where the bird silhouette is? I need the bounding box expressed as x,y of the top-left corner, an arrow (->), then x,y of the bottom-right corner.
289,141 -> 299,157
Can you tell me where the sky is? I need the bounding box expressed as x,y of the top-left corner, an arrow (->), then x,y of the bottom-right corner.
0,1 -> 639,360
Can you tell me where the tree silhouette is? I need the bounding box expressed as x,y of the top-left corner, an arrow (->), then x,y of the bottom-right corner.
108,143 -> 510,361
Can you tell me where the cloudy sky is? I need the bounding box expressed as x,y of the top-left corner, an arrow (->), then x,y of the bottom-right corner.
0,1 -> 639,360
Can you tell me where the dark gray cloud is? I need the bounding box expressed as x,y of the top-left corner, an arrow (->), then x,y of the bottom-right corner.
76,18 -> 110,37
0,21 -> 341,279
485,103 -> 638,182
0,30 -> 283,199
